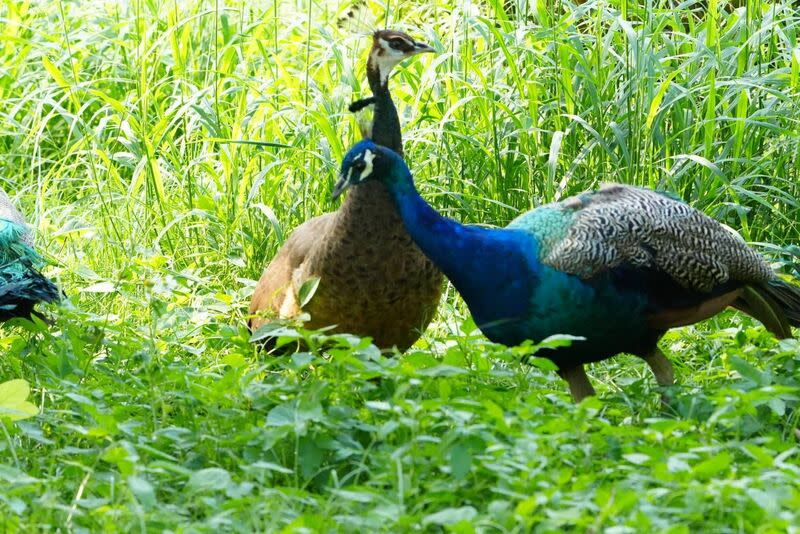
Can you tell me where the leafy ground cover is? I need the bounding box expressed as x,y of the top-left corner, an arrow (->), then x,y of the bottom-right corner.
1,0 -> 799,531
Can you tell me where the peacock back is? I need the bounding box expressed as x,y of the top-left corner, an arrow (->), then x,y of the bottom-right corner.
509,184 -> 773,292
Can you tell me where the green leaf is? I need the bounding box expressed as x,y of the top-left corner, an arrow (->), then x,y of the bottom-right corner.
298,277 -> 320,308
535,334 -> 585,350
459,316 -> 478,335
692,452 -> 732,480
767,398 -> 785,416
729,356 -> 764,385
188,468 -> 232,493
266,404 -> 296,428
81,281 -> 116,293
547,131 -> 564,183
417,365 -> 468,377
249,323 -> 302,343
423,506 -> 478,527
42,56 -> 70,92
674,154 -> 724,178
244,461 -> 293,475
298,437 -> 323,479
0,380 -> 37,422
646,72 -> 678,130
623,453 -> 651,465
222,353 -> 247,368
207,138 -> 294,150
128,475 -> 156,509
450,442 -> 472,480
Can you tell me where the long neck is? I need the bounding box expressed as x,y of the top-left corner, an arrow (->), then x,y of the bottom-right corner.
367,60 -> 403,156
380,168 -> 536,325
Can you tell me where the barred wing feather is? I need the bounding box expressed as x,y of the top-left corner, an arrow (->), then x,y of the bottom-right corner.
544,184 -> 773,292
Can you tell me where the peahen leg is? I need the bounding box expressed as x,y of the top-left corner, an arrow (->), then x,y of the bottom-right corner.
641,347 -> 674,387
558,365 -> 596,402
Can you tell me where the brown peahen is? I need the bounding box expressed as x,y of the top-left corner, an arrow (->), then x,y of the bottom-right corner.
249,30 -> 443,350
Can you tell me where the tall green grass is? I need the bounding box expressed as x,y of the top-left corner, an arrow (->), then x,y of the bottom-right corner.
1,0 -> 800,530
3,0 -> 798,293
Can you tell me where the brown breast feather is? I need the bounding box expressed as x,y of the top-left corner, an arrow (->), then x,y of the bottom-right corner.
249,182 -> 443,350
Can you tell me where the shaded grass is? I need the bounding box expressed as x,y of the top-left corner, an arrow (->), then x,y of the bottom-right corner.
1,0 -> 799,530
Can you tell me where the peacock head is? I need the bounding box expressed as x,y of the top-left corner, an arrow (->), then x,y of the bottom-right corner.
332,140 -> 405,199
368,29 -> 435,87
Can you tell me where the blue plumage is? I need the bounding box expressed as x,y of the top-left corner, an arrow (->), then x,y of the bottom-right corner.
335,141 -> 800,400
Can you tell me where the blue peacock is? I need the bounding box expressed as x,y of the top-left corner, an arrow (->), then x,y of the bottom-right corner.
333,141 -> 800,400
0,188 -> 60,322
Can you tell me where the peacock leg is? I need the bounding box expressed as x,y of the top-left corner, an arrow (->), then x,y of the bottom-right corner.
558,365 -> 596,402
641,347 -> 676,405
641,347 -> 674,387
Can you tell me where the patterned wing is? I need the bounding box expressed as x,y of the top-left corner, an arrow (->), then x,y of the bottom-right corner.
543,184 -> 773,292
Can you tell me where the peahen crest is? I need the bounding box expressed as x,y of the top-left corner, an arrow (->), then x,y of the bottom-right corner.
0,189 -> 41,267
336,0 -> 380,34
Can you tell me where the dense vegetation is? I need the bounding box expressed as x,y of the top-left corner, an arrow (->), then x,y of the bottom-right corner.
1,0 -> 799,530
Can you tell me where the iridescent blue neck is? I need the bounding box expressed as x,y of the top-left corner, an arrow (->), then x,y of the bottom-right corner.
376,165 -> 538,329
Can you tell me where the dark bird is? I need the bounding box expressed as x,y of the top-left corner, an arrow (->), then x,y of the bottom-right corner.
333,140 -> 800,400
0,189 -> 60,322
249,30 -> 443,351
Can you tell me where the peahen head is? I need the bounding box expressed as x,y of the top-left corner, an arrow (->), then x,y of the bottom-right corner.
368,30 -> 435,88
332,140 -> 407,199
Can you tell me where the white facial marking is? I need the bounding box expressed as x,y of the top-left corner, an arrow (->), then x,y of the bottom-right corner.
359,149 -> 376,181
375,38 -> 405,84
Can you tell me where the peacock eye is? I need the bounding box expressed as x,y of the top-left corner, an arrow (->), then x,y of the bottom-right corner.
353,161 -> 366,172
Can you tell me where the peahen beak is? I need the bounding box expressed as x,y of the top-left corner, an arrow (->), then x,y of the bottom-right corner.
332,173 -> 350,200
411,41 -> 435,55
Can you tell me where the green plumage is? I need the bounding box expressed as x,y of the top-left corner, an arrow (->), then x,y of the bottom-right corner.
0,196 -> 60,321
0,219 -> 43,269
507,207 -> 572,260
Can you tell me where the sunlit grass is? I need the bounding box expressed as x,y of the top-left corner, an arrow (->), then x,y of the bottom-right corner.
1,0 -> 799,530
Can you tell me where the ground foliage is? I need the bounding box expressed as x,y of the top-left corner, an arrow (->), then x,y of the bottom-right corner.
1,0 -> 800,531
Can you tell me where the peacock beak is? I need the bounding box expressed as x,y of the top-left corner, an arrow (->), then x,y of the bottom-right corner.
332,173 -> 350,200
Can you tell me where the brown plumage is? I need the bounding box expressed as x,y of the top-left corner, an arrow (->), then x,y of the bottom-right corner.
249,30 -> 443,350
